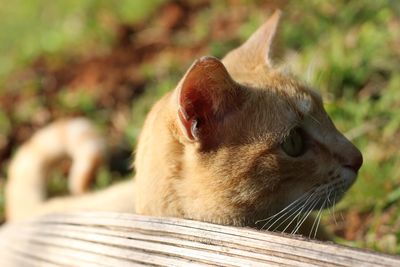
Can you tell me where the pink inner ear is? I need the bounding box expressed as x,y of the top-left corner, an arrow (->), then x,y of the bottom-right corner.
176,56 -> 243,144
178,81 -> 214,141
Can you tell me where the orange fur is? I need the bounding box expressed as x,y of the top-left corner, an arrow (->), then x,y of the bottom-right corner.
6,11 -> 362,238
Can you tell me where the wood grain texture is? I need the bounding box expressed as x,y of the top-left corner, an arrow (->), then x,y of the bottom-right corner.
0,212 -> 399,266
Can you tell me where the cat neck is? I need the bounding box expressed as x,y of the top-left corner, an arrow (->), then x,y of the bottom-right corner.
134,92 -> 186,217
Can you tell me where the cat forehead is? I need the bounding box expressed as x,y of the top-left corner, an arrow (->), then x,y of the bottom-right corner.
243,70 -> 322,117
289,86 -> 322,116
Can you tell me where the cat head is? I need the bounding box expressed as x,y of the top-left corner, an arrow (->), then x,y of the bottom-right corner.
171,11 -> 362,226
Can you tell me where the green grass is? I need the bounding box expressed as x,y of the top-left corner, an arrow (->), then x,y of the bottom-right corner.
0,0 -> 165,87
1,0 -> 400,254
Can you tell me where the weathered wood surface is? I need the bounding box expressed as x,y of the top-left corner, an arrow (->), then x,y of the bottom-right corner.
0,212 -> 399,266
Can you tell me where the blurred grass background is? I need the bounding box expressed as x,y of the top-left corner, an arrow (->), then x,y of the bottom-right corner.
0,0 -> 399,254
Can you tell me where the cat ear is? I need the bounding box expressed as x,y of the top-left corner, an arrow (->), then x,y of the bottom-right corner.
241,10 -> 282,67
176,56 -> 243,144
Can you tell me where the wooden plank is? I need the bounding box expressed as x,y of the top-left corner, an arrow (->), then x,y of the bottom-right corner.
14,224 -> 301,266
0,212 -> 399,266
25,224 -> 309,266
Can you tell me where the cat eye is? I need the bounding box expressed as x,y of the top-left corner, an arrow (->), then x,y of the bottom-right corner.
281,127 -> 305,157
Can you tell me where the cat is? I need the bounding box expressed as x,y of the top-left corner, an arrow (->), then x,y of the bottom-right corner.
6,11 -> 362,238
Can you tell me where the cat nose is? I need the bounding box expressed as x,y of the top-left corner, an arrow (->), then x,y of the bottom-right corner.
343,149 -> 363,173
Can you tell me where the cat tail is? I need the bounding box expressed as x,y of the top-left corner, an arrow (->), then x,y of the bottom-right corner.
6,118 -> 106,220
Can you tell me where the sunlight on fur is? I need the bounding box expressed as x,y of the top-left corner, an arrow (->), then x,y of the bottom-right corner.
6,11 -> 362,240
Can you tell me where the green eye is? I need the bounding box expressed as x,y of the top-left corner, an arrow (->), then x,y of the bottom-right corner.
281,127 -> 305,157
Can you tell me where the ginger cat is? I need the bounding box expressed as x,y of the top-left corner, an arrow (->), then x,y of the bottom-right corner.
6,11 -> 362,238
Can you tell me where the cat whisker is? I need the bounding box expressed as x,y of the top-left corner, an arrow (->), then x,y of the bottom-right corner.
270,193 -> 317,232
260,177 -> 350,236
256,189 -> 312,225
263,188 -> 320,231
309,181 -> 345,238
313,208 -> 323,239
329,181 -> 346,223
270,208 -> 298,232
263,197 -> 306,230
309,197 -> 327,239
332,191 -> 338,225
293,189 -> 320,222
286,190 -> 320,232
296,186 -> 329,222
291,202 -> 318,235
326,189 -> 336,225
324,186 -> 332,211
271,184 -> 327,235
291,196 -> 320,235
282,198 -> 314,233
